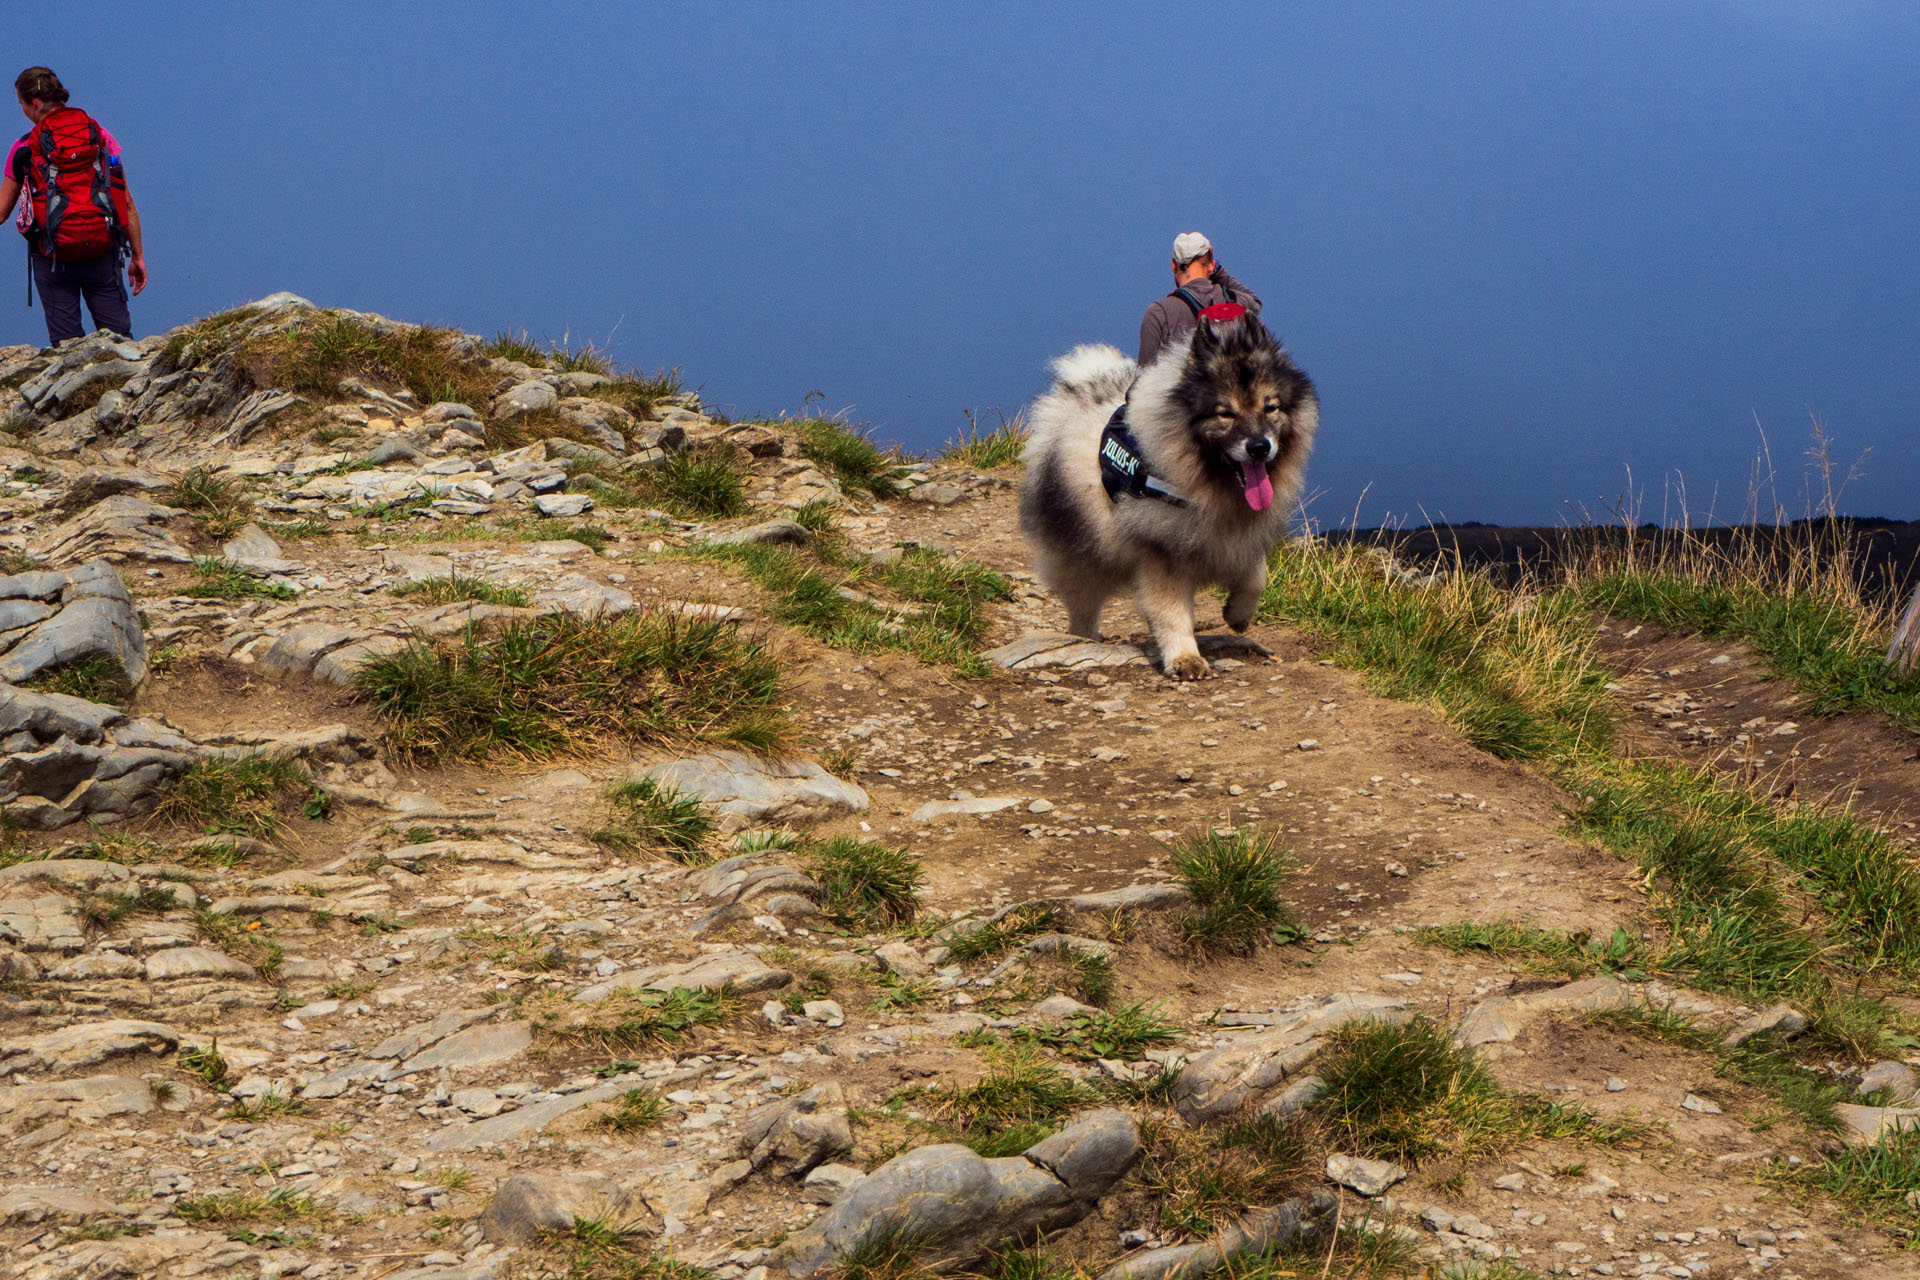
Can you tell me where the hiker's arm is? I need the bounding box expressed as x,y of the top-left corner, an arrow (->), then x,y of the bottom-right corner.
0,176 -> 17,227
121,187 -> 146,295
1210,265 -> 1260,315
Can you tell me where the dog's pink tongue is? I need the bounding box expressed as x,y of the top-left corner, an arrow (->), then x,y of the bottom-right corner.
1241,460 -> 1274,511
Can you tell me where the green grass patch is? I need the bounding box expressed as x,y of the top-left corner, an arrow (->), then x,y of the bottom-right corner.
591,1087 -> 669,1135
1169,826 -> 1296,956
942,412 -> 1027,468
484,330 -> 548,365
155,306 -> 260,369
153,755 -> 310,839
175,1188 -> 324,1226
1793,1125 -> 1920,1231
1262,540 -> 1616,763
179,1038 -> 231,1089
389,573 -> 531,608
806,835 -> 922,929
635,445 -> 747,518
920,1046 -> 1095,1153
352,609 -> 789,765
1258,538 -> 1920,1064
245,313 -> 497,409
379,516 -> 612,552
528,985 -> 737,1052
25,654 -> 135,705
791,417 -> 902,497
164,466 -> 256,539
592,777 -> 714,862
945,903 -> 1064,963
1010,1001 -> 1179,1061
1418,919 -> 1647,981
1136,1110 -> 1320,1237
1313,1017 -> 1652,1164
180,557 -> 298,600
693,540 -> 1011,676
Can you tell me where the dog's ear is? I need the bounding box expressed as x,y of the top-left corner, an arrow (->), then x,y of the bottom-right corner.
1191,317 -> 1220,362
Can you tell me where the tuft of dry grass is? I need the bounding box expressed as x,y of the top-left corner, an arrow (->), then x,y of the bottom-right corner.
351,609 -> 790,764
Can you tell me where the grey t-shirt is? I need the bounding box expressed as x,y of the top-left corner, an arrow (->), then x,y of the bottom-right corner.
1138,268 -> 1263,366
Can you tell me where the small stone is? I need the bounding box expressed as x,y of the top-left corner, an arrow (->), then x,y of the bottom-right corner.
1606,1076 -> 1627,1092
533,492 -> 595,518
1296,739 -> 1320,751
1027,799 -> 1055,814
1492,1172 -> 1526,1191
1680,1093 -> 1722,1114
1325,1153 -> 1407,1197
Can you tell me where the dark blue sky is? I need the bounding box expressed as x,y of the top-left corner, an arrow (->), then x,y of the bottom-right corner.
18,2 -> 1919,526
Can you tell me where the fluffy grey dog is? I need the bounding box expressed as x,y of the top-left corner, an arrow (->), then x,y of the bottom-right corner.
1018,314 -> 1318,680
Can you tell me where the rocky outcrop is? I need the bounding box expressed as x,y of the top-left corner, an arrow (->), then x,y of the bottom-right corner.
640,751 -> 868,832
770,1109 -> 1140,1275
0,684 -> 195,828
0,559 -> 149,686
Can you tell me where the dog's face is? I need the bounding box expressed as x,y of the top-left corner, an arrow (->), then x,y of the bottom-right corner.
1171,316 -> 1315,512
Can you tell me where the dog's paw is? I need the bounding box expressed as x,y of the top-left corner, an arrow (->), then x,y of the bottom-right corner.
1164,653 -> 1211,681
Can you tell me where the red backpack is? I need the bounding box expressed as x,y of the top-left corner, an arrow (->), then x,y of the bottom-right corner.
19,106 -> 129,262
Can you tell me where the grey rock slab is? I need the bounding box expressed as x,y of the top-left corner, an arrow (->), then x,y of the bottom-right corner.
479,1169 -> 650,1245
0,893 -> 87,953
532,573 -> 633,616
1721,1001 -> 1809,1048
640,750 -> 867,832
1835,1102 -> 1920,1146
1860,1060 -> 1920,1102
1176,993 -> 1409,1124
574,949 -> 792,1002
423,1082 -> 625,1152
144,946 -> 257,981
312,634 -> 410,685
255,622 -> 366,680
0,1075 -> 153,1131
802,1162 -> 867,1205
1066,883 -> 1190,913
27,494 -> 191,567
494,380 -> 559,419
4,1228 -> 259,1279
400,1020 -> 533,1073
0,857 -> 136,892
0,1185 -> 124,1226
533,491 -> 595,517
912,795 -> 1024,823
0,561 -> 148,686
383,551 -> 457,582
696,519 -> 813,548
0,1020 -> 179,1073
1325,1153 -> 1408,1197
1454,976 -> 1634,1048
740,1081 -> 853,1176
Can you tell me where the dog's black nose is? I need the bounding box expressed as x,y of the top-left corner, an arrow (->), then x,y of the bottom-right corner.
1245,436 -> 1273,461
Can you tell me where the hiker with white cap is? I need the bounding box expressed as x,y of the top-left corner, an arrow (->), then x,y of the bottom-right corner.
1138,231 -> 1262,366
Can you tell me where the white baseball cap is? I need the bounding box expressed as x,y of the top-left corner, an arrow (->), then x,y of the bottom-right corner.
1172,231 -> 1213,264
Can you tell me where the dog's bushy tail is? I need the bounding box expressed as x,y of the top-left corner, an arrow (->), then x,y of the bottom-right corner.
1048,343 -> 1136,410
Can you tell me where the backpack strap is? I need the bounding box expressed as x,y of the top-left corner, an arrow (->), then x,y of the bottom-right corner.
1170,282 -> 1239,318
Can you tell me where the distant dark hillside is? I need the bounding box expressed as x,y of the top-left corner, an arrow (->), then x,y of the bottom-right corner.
1320,518 -> 1920,603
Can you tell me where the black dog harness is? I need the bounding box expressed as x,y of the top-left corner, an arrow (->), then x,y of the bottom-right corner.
1100,404 -> 1189,508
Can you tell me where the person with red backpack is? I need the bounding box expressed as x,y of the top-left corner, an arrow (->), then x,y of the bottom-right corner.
0,67 -> 146,347
1138,232 -> 1262,366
